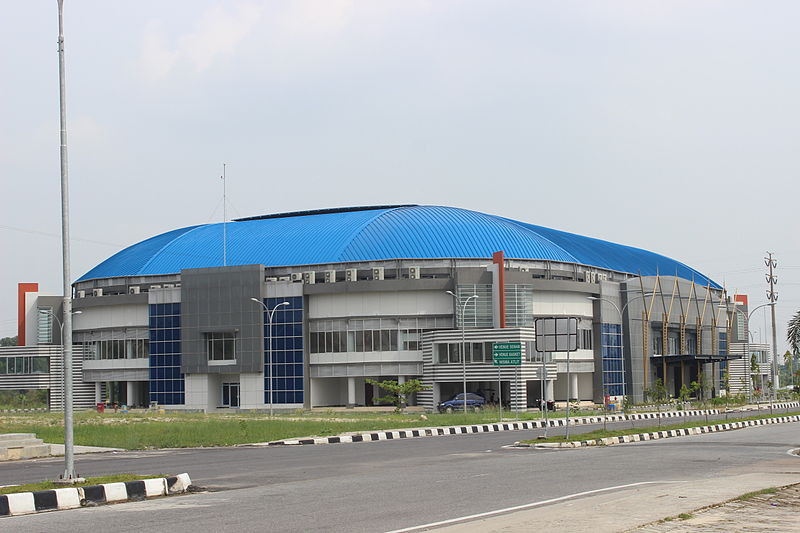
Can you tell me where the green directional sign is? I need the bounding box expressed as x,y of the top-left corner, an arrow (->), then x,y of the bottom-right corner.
492,342 -> 521,366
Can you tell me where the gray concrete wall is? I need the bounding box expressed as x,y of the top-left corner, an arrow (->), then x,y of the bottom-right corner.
181,265 -> 265,374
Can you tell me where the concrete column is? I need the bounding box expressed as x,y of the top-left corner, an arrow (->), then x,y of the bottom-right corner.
95,382 -> 102,404
570,373 -> 579,401
347,377 -> 356,408
126,381 -> 137,407
545,380 -> 554,402
397,375 -> 405,385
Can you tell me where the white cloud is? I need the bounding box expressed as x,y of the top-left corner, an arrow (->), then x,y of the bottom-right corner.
139,2 -> 264,81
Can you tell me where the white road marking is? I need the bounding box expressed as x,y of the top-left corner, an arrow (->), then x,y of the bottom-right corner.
384,480 -> 686,533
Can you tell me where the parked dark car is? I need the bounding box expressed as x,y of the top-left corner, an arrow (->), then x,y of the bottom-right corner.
437,393 -> 486,413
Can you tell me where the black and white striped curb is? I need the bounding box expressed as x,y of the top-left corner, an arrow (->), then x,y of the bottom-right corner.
732,401 -> 800,412
0,408 -> 48,413
514,415 -> 800,449
262,409 -> 723,446
0,473 -> 191,518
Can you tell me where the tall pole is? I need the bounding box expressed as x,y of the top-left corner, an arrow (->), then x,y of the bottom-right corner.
39,309 -> 81,411
766,252 -> 778,402
222,164 -> 227,267
251,298 -> 288,417
57,0 -> 76,482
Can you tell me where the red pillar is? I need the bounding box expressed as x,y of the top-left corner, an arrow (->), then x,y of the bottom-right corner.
17,283 -> 39,346
492,251 -> 506,328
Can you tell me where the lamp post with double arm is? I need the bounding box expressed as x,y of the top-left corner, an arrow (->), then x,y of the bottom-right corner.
250,298 -> 289,417
446,291 -> 478,414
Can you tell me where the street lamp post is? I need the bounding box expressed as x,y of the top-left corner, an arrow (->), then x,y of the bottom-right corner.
39,308 -> 81,411
730,303 -> 774,405
250,298 -> 289,417
446,291 -> 478,414
56,0 -> 77,483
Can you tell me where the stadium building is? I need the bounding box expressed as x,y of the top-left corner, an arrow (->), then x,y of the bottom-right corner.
7,205 -> 741,411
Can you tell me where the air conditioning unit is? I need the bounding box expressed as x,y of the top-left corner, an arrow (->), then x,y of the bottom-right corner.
129,286 -> 140,295
265,277 -> 278,282
149,285 -> 162,290
163,283 -> 174,289
599,273 -> 608,281
372,267 -> 384,281
303,271 -> 316,284
346,269 -> 358,282
278,276 -> 291,282
77,290 -> 85,298
290,272 -> 303,282
408,266 -> 420,280
589,272 -> 597,283
324,270 -> 336,283
92,288 -> 103,297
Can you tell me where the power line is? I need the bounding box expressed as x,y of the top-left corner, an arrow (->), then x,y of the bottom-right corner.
0,224 -> 122,248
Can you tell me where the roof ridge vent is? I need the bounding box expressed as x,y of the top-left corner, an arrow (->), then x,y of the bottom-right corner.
233,205 -> 418,222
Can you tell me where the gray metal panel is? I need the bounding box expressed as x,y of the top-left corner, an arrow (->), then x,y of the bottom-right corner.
72,292 -> 148,309
180,265 -> 265,374
302,278 -> 450,295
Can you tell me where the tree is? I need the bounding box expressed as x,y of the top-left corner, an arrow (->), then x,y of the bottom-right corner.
788,310 -> 800,355
366,379 -> 430,412
0,336 -> 17,347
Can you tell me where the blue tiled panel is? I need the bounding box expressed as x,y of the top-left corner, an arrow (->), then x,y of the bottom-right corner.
149,303 -> 185,405
264,297 -> 304,405
601,323 -> 625,397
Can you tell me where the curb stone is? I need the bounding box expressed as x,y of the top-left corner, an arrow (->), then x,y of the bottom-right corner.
513,415 -> 800,449
258,409 -> 727,446
252,403 -> 800,447
0,473 -> 192,518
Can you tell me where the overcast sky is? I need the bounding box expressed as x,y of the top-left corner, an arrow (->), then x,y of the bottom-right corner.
1,1 -> 798,352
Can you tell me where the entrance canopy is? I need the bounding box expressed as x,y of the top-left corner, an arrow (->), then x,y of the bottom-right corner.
650,353 -> 743,363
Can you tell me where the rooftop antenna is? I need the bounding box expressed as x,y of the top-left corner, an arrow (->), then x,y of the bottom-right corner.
221,163 -> 227,266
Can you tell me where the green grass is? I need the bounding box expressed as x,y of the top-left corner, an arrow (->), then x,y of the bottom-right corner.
736,487 -> 779,501
0,474 -> 158,495
518,410 -> 800,444
3,408 -> 796,451
0,409 -> 565,450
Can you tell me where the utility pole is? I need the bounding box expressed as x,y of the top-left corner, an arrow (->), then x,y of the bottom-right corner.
766,252 -> 778,403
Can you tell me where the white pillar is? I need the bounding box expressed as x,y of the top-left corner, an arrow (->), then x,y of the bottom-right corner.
545,380 -> 554,402
397,375 -> 406,385
347,377 -> 356,407
570,373 -> 579,402
95,382 -> 102,404
126,381 -> 137,407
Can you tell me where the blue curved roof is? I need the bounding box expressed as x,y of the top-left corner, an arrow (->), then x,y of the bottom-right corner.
78,205 -> 719,288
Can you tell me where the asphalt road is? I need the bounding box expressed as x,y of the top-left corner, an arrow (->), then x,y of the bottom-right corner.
2,415 -> 799,532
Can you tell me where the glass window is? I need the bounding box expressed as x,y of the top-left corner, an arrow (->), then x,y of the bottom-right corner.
380,330 -> 391,352
355,330 -> 364,352
437,344 -> 448,363
206,332 -> 236,361
449,343 -> 461,364
0,358 -> 5,374
363,330 -> 373,352
32,357 -> 49,373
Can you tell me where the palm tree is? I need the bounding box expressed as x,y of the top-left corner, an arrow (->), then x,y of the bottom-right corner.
789,310 -> 800,355
788,311 -> 800,392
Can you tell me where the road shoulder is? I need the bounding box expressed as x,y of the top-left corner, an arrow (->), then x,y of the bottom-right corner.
416,473 -> 800,533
